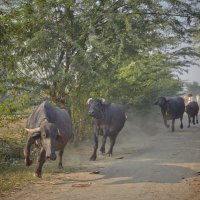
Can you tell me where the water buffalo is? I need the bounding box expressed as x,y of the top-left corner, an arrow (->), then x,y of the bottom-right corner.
185,101 -> 199,128
24,101 -> 72,177
154,96 -> 185,132
86,98 -> 126,161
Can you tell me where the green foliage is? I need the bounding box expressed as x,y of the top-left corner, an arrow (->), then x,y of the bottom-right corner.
112,53 -> 182,106
0,0 -> 199,134
0,114 -> 27,175
0,138 -> 23,170
0,92 -> 39,115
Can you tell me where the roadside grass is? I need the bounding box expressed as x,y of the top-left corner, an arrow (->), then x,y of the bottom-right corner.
0,158 -> 79,195
0,151 -> 67,194
0,132 -> 79,196
0,116 -> 39,195
0,164 -> 36,194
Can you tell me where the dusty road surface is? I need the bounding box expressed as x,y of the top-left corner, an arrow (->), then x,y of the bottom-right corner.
3,114 -> 200,200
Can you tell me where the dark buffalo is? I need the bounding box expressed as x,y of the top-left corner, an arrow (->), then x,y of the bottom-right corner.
24,101 -> 72,177
86,98 -> 126,161
185,101 -> 199,128
154,96 -> 185,132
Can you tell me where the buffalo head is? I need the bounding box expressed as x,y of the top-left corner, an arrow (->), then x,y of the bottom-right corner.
154,96 -> 168,108
24,120 -> 62,165
154,96 -> 172,116
86,98 -> 106,119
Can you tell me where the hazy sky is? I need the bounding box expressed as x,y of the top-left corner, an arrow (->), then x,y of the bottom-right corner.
179,66 -> 200,84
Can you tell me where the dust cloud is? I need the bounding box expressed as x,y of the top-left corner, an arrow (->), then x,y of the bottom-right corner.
44,104 -> 194,176
60,108 -> 169,170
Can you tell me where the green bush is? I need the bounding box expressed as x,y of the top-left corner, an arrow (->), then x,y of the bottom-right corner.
0,138 -> 24,172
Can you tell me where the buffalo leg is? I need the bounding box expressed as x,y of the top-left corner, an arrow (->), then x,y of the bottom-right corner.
162,112 -> 169,128
58,150 -> 64,169
35,148 -> 46,178
187,115 -> 191,128
196,114 -> 198,124
180,116 -> 183,129
171,119 -> 175,132
192,116 -> 195,125
24,137 -> 36,166
90,134 -> 98,161
107,135 -> 116,157
100,135 -> 107,155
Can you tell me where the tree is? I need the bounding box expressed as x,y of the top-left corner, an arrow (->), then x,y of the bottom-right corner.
185,81 -> 200,95
0,0 -> 200,136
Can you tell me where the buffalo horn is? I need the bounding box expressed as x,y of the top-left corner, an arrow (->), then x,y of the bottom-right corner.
86,98 -> 93,105
25,127 -> 41,134
100,98 -> 106,103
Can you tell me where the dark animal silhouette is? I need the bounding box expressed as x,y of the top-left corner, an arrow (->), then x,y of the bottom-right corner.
185,101 -> 199,128
154,96 -> 185,132
24,101 -> 72,177
87,98 -> 126,161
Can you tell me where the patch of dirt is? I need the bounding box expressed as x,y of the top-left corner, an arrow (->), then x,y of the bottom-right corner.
2,115 -> 200,200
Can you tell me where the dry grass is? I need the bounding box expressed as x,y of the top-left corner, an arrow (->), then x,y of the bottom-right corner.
0,117 -> 33,194
0,164 -> 35,194
0,152 -> 60,195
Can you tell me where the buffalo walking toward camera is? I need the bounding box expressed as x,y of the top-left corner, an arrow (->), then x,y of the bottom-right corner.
185,101 -> 199,128
154,96 -> 185,132
87,98 -> 126,161
24,101 -> 72,177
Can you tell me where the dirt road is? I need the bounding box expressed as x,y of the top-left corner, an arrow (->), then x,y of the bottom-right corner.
3,114 -> 200,200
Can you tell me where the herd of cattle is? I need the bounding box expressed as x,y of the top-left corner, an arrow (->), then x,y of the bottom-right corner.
154,96 -> 199,131
24,96 -> 199,177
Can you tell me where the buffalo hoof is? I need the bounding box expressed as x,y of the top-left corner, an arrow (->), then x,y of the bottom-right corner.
100,147 -> 105,155
107,152 -> 112,157
34,172 -> 42,178
90,155 -> 96,161
25,158 -> 33,166
58,162 -> 63,169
